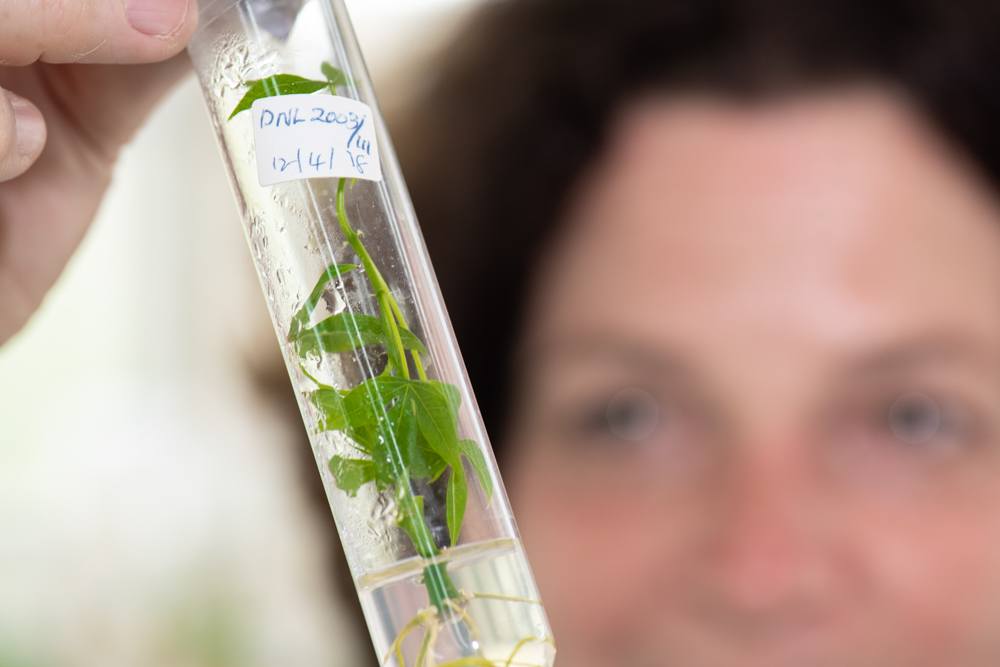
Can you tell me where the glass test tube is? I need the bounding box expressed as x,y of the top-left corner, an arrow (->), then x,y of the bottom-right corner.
187,1 -> 556,665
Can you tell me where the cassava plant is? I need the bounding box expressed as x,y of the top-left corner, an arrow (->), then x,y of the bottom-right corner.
229,64 -> 515,664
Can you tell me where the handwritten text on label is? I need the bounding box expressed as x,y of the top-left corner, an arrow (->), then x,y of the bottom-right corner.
251,93 -> 383,187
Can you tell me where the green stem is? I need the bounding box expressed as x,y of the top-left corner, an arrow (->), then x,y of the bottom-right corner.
335,178 -> 459,614
379,291 -> 409,378
388,296 -> 429,381
299,365 -> 327,389
334,180 -> 414,378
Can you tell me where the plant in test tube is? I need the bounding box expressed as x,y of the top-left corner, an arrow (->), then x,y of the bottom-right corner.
230,64 -> 550,667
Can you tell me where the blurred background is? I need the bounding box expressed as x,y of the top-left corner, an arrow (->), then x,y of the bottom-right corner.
0,1 -> 482,665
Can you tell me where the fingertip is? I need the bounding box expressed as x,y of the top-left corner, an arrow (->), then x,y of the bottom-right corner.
0,91 -> 47,182
106,1 -> 199,65
125,0 -> 199,55
10,95 -> 47,158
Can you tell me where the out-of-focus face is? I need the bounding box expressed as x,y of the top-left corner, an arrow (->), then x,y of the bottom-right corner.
505,87 -> 1000,666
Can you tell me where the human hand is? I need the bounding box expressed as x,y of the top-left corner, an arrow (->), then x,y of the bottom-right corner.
0,0 -> 198,344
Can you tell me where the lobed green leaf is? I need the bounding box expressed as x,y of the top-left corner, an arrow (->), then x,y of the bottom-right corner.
312,364 -> 474,547
328,456 -> 376,497
373,377 -> 463,468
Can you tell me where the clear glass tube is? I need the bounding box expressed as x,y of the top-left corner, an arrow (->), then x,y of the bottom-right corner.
188,1 -> 555,665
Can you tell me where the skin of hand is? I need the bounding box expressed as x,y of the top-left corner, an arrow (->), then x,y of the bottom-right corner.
0,0 -> 198,344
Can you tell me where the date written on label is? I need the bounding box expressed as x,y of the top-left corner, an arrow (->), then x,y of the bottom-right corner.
250,93 -> 383,187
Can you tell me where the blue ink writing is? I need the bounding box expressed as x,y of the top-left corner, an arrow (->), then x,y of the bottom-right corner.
259,107 -> 305,129
348,150 -> 368,176
346,117 -> 372,156
272,148 -> 303,175
253,96 -> 381,184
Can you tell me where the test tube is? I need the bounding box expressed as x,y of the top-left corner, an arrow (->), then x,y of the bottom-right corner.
187,1 -> 556,665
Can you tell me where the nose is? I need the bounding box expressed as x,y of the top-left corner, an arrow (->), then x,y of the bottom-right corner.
695,446 -> 844,636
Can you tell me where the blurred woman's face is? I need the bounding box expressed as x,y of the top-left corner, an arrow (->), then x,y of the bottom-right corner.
505,87 -> 1000,667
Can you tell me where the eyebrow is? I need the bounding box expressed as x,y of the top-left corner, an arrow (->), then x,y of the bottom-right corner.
524,330 -> 1000,375
517,332 -> 696,379
841,332 -> 1000,377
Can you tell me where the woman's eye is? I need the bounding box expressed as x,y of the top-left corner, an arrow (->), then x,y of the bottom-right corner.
825,389 -> 993,486
570,387 -> 663,444
875,391 -> 981,456
887,392 -> 946,446
605,388 -> 662,442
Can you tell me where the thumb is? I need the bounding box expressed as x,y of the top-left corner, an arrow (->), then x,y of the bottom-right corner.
2,0 -> 197,66
0,88 -> 47,183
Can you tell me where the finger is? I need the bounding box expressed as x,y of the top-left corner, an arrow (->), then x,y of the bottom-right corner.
1,0 -> 198,66
29,53 -> 192,160
84,53 -> 194,150
0,88 -> 47,182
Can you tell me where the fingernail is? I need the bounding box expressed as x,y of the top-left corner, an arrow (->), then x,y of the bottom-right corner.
126,0 -> 190,37
7,93 -> 45,158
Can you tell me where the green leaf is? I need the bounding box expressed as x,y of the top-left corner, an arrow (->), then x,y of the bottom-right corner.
413,384 -> 463,468
344,423 -> 394,489
375,377 -> 463,468
288,263 -> 358,340
310,387 -> 349,431
294,312 -> 428,359
342,376 -> 387,429
321,62 -> 350,89
446,464 -> 468,547
228,74 -> 331,120
458,439 -> 493,502
296,313 -> 386,356
392,403 -> 448,481
294,313 -> 427,359
321,375 -> 473,546
340,380 -> 406,487
328,456 -> 376,497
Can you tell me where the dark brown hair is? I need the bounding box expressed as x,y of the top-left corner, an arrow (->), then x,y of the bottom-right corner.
398,0 -> 1000,456
267,0 -> 1000,660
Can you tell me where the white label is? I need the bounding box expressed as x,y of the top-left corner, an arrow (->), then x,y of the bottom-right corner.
250,93 -> 382,187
